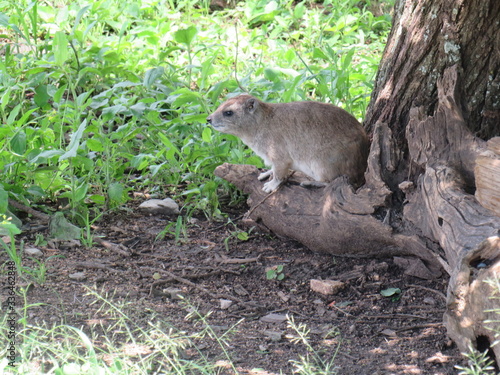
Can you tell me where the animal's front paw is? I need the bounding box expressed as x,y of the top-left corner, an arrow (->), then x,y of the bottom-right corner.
262,178 -> 282,193
258,170 -> 273,181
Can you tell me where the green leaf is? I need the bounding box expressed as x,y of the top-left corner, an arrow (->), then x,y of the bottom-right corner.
237,231 -> 249,241
60,119 -> 88,161
201,127 -> 212,143
27,185 -> 46,198
86,138 -> 105,152
312,47 -> 329,61
264,68 -> 280,82
10,131 -> 26,155
34,85 -> 49,107
294,3 -> 306,19
73,5 -> 91,34
174,26 -> 197,46
88,194 -> 105,205
6,104 -> 22,125
143,67 -> 164,89
0,12 -> 9,28
0,185 -> 7,214
108,182 -> 125,204
73,181 -> 89,202
266,269 -> 276,280
53,31 -> 69,66
380,288 -> 401,297
342,48 -> 355,70
30,149 -> 64,163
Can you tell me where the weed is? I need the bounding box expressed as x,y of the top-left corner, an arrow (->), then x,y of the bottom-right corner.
455,347 -> 496,375
266,264 -> 286,281
223,226 -> 251,251
0,0 -> 393,229
0,215 -> 23,273
0,287 -> 234,374
380,287 -> 402,301
287,315 -> 340,374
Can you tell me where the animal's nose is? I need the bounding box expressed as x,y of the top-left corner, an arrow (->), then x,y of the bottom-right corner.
206,116 -> 212,124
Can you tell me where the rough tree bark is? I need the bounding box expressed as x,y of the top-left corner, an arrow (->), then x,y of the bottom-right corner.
215,0 -> 500,364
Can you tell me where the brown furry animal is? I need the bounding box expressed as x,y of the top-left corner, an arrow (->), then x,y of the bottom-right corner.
207,94 -> 369,193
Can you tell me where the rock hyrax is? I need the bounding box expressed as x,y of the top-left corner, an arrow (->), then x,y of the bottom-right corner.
207,94 -> 369,193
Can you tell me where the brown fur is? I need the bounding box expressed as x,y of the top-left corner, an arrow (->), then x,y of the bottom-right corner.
207,94 -> 369,192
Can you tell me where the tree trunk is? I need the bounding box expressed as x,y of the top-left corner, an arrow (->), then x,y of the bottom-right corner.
216,0 -> 500,365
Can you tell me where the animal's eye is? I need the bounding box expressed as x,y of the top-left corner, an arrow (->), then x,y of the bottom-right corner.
223,110 -> 233,117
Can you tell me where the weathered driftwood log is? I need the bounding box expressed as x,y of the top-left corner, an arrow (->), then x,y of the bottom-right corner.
215,66 -> 500,363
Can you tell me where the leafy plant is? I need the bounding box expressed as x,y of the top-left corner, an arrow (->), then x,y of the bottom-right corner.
266,264 -> 285,281
0,215 -> 23,273
0,0 -> 393,232
455,346 -> 496,375
224,228 -> 251,251
380,287 -> 402,301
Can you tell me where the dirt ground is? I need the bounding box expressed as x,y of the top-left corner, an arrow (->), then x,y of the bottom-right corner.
5,198 -> 467,375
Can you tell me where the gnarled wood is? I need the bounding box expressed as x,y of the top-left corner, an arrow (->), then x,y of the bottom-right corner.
216,0 -> 500,365
475,137 -> 500,216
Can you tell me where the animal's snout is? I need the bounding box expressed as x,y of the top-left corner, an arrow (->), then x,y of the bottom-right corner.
206,116 -> 212,124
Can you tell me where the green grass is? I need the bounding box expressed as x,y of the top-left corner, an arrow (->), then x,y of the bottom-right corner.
0,0 -> 393,225
0,288 -> 237,374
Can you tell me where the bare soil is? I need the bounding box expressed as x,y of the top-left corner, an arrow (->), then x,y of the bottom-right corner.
4,199 -> 466,375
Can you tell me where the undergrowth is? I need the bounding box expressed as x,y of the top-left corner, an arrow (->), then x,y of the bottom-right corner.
0,0 -> 394,373
0,0 -> 393,225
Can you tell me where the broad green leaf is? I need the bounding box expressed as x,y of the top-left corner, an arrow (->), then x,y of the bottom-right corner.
312,47 -> 329,60
89,194 -> 105,205
73,181 -> 89,202
174,26 -> 197,46
0,12 -> 9,27
53,84 -> 68,104
53,31 -> 69,66
108,182 -> 124,204
380,288 -> 401,297
158,133 -> 181,156
294,3 -> 306,19
1,88 -> 12,112
237,231 -> 249,241
27,185 -> 46,198
16,108 -> 38,127
34,85 -> 49,107
342,49 -> 355,70
143,66 -> 164,89
201,127 -> 212,143
264,68 -> 280,82
86,138 -> 105,152
30,149 -> 64,163
6,103 -> 22,125
10,131 -> 26,155
59,119 -> 87,161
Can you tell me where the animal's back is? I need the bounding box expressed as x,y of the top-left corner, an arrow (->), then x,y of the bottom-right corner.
269,101 -> 369,183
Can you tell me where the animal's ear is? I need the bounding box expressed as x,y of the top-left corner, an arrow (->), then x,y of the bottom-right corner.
245,97 -> 258,114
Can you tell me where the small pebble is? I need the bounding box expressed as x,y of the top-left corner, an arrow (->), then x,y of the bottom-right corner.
69,272 -> 86,281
